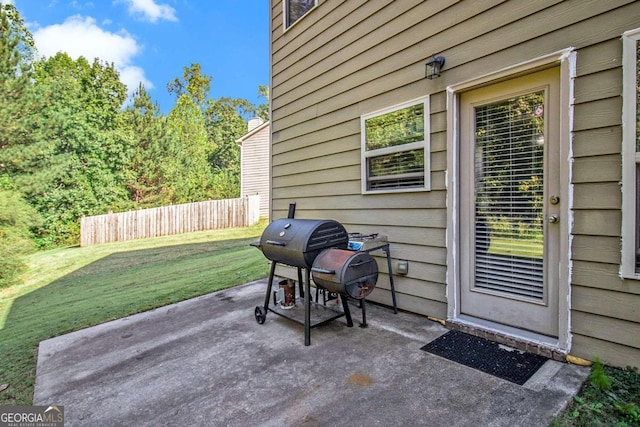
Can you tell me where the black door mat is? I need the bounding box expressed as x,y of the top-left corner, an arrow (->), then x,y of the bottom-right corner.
420,330 -> 547,385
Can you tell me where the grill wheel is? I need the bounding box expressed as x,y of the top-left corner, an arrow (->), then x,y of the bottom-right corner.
254,306 -> 267,324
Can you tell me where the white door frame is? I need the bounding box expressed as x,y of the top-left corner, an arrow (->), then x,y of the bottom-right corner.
445,49 -> 575,351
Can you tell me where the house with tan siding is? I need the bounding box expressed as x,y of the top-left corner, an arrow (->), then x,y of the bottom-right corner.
237,117 -> 270,218
270,0 -> 640,368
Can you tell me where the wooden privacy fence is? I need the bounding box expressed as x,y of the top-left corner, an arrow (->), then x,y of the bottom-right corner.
80,195 -> 260,246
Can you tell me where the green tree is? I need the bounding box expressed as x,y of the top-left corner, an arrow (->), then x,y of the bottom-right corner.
0,3 -> 40,260
168,62 -> 211,107
206,97 -> 253,172
1,5 -> 267,245
0,3 -> 35,166
5,53 -> 131,246
0,177 -> 38,289
124,84 -> 178,206
205,85 -> 270,199
165,64 -> 216,203
256,84 -> 269,121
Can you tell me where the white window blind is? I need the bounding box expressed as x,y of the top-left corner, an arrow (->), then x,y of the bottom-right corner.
474,91 -> 545,300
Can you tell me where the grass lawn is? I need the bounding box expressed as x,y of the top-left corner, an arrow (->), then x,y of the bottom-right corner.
0,220 -> 269,406
489,237 -> 543,258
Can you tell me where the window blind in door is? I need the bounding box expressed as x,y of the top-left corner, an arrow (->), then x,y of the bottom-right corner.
474,91 -> 545,301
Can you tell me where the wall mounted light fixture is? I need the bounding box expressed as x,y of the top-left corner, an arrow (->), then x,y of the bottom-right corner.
425,56 -> 445,79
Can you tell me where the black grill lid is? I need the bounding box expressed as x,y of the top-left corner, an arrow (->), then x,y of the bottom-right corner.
258,218 -> 349,268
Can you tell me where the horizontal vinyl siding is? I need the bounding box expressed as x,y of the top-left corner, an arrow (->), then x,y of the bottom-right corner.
570,31 -> 639,367
273,0 -> 639,130
240,126 -> 270,218
572,334 -> 640,368
270,0 -> 489,321
271,0 -> 640,366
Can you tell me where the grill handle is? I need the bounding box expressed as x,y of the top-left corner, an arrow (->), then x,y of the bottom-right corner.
348,259 -> 375,268
265,240 -> 286,247
311,267 -> 336,275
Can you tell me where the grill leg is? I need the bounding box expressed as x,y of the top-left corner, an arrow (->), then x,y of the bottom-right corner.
340,295 -> 353,327
360,299 -> 367,328
297,267 -> 304,299
304,269 -> 311,346
256,261 -> 277,324
263,261 -> 277,311
384,247 -> 398,314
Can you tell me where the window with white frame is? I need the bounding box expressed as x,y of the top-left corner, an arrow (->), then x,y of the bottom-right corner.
284,0 -> 316,29
361,97 -> 430,193
622,28 -> 640,278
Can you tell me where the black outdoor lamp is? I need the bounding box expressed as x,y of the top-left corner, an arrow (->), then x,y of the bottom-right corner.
425,55 -> 446,79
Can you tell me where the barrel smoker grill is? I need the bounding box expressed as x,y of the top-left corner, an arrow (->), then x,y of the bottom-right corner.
253,218 -> 379,345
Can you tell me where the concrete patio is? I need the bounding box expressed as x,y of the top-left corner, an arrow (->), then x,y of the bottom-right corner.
34,279 -> 589,426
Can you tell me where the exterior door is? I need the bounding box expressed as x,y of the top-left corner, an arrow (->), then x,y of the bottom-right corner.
459,67 -> 560,338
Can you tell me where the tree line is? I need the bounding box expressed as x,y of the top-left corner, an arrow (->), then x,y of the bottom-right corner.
0,4 -> 268,288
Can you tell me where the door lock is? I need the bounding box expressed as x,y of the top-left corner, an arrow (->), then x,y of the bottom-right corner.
550,196 -> 560,205
548,215 -> 559,223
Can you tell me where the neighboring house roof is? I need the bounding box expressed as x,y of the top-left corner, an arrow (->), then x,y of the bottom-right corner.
236,120 -> 270,145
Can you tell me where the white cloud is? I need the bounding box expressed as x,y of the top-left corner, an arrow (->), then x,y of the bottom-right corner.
118,65 -> 148,92
117,0 -> 177,23
33,15 -> 153,92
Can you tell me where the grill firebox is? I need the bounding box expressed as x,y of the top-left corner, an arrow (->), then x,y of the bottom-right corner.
311,249 -> 378,300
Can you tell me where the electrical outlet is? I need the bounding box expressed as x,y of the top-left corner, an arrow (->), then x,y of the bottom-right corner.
396,260 -> 409,275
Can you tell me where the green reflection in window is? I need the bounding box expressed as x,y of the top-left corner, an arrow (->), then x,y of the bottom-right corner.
365,104 -> 424,151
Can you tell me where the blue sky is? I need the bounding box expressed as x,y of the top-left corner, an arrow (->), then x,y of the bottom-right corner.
7,0 -> 269,113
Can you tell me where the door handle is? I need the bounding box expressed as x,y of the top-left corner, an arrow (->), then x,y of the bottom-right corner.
548,215 -> 559,223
